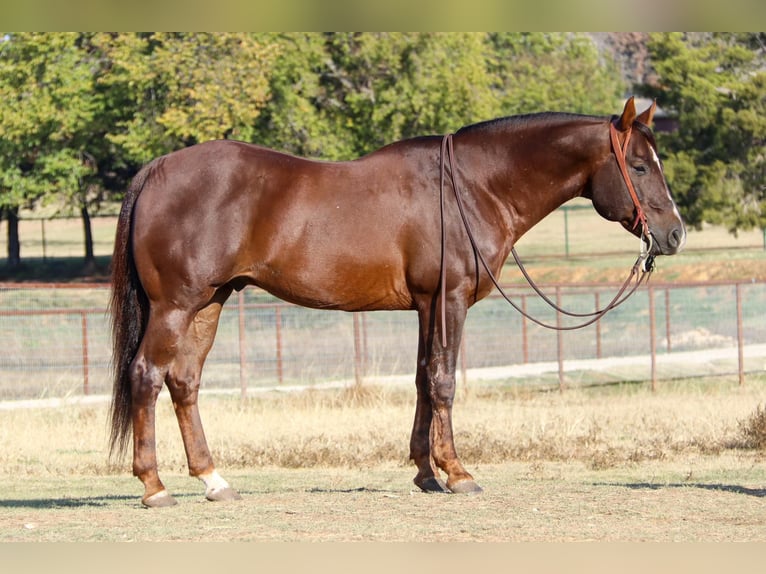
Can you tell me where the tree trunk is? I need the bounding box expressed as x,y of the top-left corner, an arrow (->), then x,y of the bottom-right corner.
5,207 -> 21,268
81,204 -> 94,263
81,204 -> 96,274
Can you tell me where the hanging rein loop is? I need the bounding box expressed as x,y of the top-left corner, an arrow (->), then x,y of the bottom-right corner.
438,125 -> 655,346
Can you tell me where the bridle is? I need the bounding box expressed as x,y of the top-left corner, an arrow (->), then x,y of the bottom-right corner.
609,121 -> 655,259
437,121 -> 655,347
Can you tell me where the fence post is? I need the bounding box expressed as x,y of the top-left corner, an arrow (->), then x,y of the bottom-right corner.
736,283 -> 745,386
352,313 -> 365,386
648,287 -> 657,391
275,306 -> 284,385
238,291 -> 247,400
41,220 -> 48,261
594,291 -> 602,359
556,287 -> 564,392
665,288 -> 672,353
521,295 -> 529,364
80,311 -> 89,395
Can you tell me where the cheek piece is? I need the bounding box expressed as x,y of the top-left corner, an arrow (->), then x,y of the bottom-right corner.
609,121 -> 654,272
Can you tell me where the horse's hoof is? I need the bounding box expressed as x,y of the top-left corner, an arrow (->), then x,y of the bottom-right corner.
448,480 -> 483,495
142,489 -> 178,508
415,476 -> 450,493
205,487 -> 242,502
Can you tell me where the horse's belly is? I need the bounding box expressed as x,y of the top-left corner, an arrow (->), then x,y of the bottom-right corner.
254,273 -> 413,311
247,258 -> 413,312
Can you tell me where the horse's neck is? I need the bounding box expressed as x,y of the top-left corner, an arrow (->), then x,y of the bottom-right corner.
456,118 -> 605,240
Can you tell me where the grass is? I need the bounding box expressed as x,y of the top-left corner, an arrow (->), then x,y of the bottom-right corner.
2,376 -> 766,541
3,375 -> 765,477
739,403 -> 766,450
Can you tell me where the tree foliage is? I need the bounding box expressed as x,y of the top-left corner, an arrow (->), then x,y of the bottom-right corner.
3,32 -> 762,266
488,32 -> 626,115
0,33 -> 95,213
96,32 -> 278,163
641,32 -> 766,232
0,33 -> 101,265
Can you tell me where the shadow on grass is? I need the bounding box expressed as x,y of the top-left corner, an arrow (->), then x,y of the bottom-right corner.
0,494 -> 137,509
306,486 -> 397,494
596,482 -> 766,498
0,256 -> 111,283
0,490 -> 211,509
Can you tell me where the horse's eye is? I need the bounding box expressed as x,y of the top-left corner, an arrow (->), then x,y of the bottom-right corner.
632,164 -> 648,176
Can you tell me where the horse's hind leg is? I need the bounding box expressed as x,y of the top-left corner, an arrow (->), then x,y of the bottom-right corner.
129,307 -> 184,507
131,288 -> 238,507
164,287 -> 241,503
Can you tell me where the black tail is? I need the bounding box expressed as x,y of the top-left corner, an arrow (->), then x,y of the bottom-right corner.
108,161 -> 157,459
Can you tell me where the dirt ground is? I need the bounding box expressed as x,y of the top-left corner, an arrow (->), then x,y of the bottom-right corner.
3,457 -> 766,543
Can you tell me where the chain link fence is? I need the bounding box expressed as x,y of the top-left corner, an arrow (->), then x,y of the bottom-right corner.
1,279 -> 764,403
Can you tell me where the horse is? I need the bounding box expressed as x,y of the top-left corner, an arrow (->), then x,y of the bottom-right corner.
109,97 -> 686,507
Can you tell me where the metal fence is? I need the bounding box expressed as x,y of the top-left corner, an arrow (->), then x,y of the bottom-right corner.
1,279 -> 764,403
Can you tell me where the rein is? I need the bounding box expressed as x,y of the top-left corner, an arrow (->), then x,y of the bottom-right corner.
438,124 -> 654,347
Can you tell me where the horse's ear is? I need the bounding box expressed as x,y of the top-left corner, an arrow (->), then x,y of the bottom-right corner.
616,96 -> 636,131
636,99 -> 657,127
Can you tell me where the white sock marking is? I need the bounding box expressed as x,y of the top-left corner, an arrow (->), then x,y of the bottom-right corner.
198,470 -> 230,495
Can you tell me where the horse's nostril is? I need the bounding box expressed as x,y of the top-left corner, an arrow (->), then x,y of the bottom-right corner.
668,227 -> 685,250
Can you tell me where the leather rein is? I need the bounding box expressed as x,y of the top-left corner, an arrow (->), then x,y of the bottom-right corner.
438,121 -> 655,347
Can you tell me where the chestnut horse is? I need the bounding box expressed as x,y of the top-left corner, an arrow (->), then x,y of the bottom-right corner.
110,97 -> 686,506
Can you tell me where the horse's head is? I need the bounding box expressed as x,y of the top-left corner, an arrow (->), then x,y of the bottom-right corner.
587,97 -> 686,256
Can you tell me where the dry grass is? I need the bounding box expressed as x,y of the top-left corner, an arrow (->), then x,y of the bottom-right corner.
2,376 -> 766,479
3,377 -> 766,542
738,403 -> 766,450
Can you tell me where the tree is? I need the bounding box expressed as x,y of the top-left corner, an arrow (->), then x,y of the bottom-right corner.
487,33 -> 626,116
100,33 -> 278,165
250,33 -> 348,159
318,33 -> 498,158
1,33 -> 281,267
641,33 -> 766,232
0,33 -> 96,267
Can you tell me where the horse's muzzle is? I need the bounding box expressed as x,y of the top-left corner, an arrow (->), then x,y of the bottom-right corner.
650,225 -> 687,256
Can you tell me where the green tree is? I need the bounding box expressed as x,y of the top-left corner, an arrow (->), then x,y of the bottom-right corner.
0,32 -> 281,267
319,32 -> 498,158
250,33 -> 348,159
100,33 -> 278,164
0,33 -> 97,267
642,32 -> 766,232
487,33 -> 626,116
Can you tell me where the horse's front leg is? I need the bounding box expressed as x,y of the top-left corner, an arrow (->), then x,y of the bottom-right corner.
411,299 -> 483,494
410,333 -> 450,493
427,343 -> 483,494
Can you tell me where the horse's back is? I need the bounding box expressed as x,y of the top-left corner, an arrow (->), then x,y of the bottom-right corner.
131,139 -> 439,311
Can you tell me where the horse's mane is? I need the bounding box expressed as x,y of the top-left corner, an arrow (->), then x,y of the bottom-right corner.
456,112 -> 598,136
456,111 -> 657,149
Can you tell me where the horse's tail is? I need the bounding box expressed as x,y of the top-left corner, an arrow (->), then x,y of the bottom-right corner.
108,160 -> 157,459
